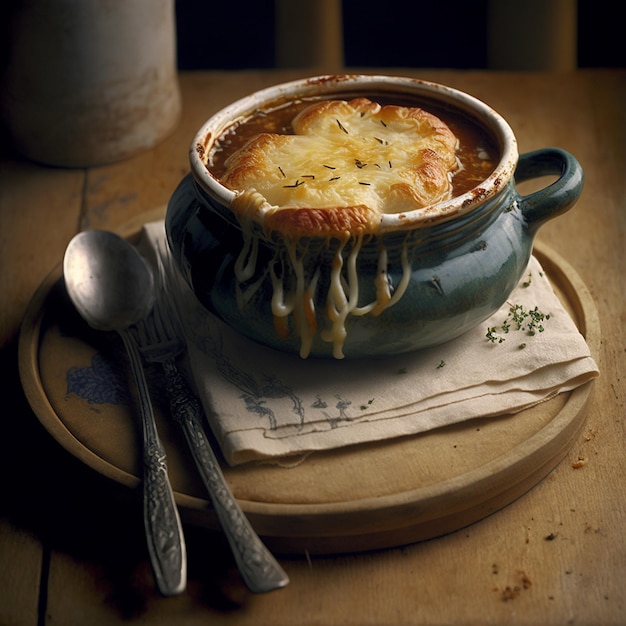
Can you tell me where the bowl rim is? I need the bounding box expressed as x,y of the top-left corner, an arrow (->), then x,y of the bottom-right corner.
189,73 -> 519,231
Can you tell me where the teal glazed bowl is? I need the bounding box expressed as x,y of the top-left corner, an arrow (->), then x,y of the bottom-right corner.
166,74 -> 583,359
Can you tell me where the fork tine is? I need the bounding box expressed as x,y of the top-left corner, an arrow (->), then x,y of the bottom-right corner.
131,238 -> 186,363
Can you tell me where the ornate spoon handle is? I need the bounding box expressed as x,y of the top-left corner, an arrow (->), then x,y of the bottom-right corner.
120,331 -> 187,597
162,358 -> 289,593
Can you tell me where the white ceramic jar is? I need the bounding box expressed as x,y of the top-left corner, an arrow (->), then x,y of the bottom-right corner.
1,0 -> 181,167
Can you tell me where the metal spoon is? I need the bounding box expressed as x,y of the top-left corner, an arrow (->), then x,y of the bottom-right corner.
63,229 -> 186,597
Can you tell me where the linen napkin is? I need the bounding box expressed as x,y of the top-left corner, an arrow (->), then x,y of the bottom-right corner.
141,221 -> 599,467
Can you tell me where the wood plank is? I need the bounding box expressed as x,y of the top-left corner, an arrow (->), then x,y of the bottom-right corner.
0,518 -> 41,626
0,157 -> 84,348
0,147 -> 84,625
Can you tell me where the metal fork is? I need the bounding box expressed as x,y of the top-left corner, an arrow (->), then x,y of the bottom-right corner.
134,246 -> 289,594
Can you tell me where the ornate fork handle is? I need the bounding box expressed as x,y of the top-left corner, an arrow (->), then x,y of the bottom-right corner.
119,330 -> 187,597
161,358 -> 289,593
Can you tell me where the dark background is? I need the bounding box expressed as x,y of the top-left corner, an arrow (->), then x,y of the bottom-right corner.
175,0 -> 624,70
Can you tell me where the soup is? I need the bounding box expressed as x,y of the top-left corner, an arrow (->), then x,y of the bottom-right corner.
208,95 -> 499,203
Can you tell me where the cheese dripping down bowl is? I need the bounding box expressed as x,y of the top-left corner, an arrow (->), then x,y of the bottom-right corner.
166,74 -> 583,359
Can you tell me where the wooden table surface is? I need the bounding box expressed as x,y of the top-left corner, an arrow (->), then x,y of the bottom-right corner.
1,69 -> 624,625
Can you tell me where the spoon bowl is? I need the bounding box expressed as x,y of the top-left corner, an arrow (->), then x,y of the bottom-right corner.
63,229 -> 155,331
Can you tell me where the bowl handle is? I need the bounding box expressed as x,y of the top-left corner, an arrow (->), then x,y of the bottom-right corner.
515,148 -> 584,230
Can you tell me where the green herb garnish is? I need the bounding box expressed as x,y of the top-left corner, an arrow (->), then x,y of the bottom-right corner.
486,304 -> 551,343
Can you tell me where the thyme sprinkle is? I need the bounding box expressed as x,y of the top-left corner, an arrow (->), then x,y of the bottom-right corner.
323,164 -> 336,170
329,176 -> 341,181
380,119 -> 387,127
278,166 -> 286,177
283,179 -> 305,188
359,181 -> 371,185
336,119 -> 349,134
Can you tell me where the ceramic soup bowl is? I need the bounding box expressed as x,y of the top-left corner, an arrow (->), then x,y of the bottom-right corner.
165,74 -> 583,359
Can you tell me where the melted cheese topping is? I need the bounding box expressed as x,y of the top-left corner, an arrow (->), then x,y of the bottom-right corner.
224,98 -> 458,358
223,98 -> 458,236
233,213 -> 413,359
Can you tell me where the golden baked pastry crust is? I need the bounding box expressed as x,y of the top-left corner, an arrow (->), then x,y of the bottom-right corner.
263,205 -> 379,239
222,97 -> 459,238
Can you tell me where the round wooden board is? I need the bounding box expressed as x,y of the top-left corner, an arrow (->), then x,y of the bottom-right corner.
18,234 -> 599,555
